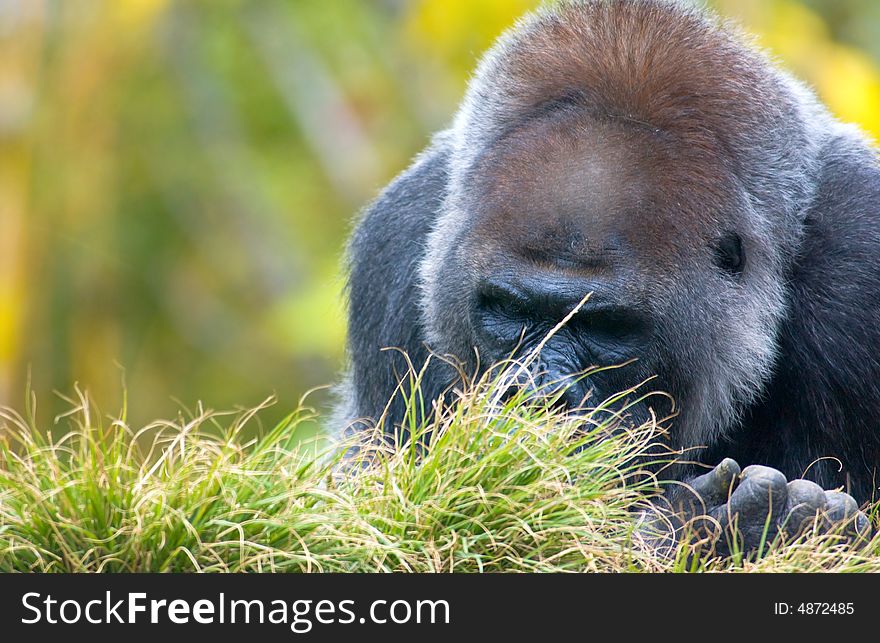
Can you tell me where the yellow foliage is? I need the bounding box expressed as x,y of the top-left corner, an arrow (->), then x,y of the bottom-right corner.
719,0 -> 880,140
1,0 -> 879,421
817,47 -> 880,141
109,0 -> 170,32
403,0 -> 539,70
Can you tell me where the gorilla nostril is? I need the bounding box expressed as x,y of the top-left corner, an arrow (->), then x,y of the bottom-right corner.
476,275 -> 600,322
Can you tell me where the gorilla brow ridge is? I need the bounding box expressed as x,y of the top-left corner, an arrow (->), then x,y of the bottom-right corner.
501,88 -> 672,149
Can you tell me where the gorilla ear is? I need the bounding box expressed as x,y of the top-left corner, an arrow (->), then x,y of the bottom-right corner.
712,232 -> 744,276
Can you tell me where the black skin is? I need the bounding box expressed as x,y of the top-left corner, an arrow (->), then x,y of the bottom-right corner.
337,2 -> 880,557
342,133 -> 876,553
690,144 -> 880,550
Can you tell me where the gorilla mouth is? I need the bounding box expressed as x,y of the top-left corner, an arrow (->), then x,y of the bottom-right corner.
492,361 -> 593,411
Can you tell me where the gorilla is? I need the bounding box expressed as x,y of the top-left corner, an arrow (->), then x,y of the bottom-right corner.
336,0 -> 879,551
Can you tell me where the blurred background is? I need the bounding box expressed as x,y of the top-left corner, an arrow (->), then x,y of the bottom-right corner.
0,0 -> 878,433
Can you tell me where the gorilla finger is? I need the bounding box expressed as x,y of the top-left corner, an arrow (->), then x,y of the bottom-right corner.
825,491 -> 858,523
853,512 -> 873,541
686,458 -> 741,509
825,491 -> 872,541
782,479 -> 827,535
717,465 -> 788,529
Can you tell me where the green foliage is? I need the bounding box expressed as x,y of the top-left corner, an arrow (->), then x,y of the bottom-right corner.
1,375 -> 878,573
0,377 -> 660,572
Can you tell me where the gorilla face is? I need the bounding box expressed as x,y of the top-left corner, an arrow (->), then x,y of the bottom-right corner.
421,102 -> 790,452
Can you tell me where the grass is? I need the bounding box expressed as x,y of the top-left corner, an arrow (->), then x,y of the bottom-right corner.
0,368 -> 878,572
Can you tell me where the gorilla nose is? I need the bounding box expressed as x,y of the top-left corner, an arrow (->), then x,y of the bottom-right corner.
474,273 -> 651,350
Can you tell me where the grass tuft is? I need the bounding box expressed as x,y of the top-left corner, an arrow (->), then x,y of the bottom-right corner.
0,374 -> 878,572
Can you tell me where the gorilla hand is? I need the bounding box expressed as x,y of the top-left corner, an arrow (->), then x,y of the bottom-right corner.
671,459 -> 872,556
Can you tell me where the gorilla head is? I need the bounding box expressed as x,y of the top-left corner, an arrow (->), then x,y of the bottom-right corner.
421,3 -> 808,450
339,0 -> 880,539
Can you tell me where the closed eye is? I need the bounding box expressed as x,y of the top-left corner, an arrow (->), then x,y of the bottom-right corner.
477,283 -> 531,320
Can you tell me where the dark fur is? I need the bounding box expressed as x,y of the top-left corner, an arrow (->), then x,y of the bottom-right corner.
337,0 -> 880,503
